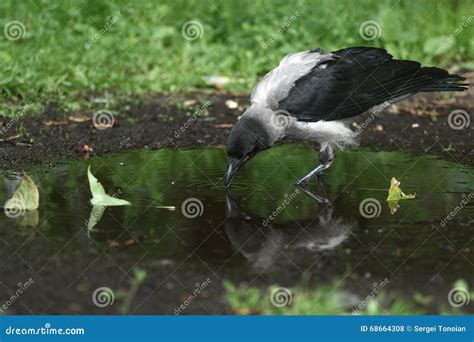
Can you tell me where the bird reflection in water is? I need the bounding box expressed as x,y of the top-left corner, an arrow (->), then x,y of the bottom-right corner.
225,188 -> 354,271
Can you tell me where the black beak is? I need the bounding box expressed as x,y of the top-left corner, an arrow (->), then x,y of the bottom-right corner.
225,157 -> 247,188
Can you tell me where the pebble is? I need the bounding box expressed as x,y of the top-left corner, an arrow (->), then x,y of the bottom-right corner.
183,99 -> 197,107
225,100 -> 239,109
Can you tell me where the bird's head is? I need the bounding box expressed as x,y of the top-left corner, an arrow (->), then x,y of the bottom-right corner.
225,116 -> 271,187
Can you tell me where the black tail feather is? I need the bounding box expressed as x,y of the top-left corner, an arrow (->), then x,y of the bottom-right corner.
418,73 -> 468,92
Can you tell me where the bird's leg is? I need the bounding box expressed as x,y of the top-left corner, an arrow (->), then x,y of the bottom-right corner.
296,145 -> 334,187
316,173 -> 328,197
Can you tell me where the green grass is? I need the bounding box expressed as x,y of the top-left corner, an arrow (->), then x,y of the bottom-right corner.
1,0 -> 473,116
224,280 -> 473,315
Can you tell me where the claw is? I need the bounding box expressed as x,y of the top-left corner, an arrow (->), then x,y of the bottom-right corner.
295,183 -> 330,204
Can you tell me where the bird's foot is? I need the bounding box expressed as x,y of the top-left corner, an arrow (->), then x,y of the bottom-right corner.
295,170 -> 326,187
295,183 -> 329,204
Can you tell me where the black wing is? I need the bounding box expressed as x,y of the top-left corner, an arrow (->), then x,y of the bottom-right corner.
278,47 -> 468,122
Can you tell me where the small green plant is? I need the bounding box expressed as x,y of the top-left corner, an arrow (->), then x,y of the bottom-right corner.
224,279 -> 472,315
119,268 -> 147,315
18,123 -> 34,144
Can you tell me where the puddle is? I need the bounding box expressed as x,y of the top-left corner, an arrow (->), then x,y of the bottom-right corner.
0,145 -> 473,314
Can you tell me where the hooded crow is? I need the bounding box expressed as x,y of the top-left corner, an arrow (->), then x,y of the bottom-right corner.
225,47 -> 468,188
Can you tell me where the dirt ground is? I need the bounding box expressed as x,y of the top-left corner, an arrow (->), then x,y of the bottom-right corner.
0,74 -> 472,170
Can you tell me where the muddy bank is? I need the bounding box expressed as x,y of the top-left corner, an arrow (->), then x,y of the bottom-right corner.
0,76 -> 472,170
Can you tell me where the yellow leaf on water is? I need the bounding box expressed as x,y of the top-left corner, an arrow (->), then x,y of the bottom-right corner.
387,177 -> 416,202
387,201 -> 400,215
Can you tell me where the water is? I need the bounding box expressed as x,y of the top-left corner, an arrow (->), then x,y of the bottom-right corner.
0,145 -> 472,314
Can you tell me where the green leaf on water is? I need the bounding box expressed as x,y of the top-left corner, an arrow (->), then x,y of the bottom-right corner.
88,166 -> 131,206
386,177 -> 416,202
4,172 -> 39,210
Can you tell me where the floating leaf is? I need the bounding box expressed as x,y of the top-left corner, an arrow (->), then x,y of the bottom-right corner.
386,177 -> 416,202
87,205 -> 106,232
87,166 -> 131,206
4,172 -> 39,211
387,201 -> 400,215
18,210 -> 39,228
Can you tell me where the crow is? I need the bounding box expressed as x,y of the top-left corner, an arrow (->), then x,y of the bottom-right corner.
225,47 -> 468,188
